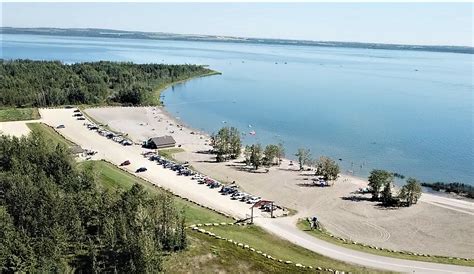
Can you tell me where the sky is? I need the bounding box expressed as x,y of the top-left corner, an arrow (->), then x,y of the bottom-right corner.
1,2 -> 473,46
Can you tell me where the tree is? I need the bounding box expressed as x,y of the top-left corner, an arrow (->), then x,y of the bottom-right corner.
399,178 -> 422,206
380,181 -> 393,206
249,144 -> 263,170
243,145 -> 252,166
0,60 -> 213,107
315,156 -> 340,182
295,148 -> 311,170
228,127 -> 242,159
211,126 -> 241,162
276,143 -> 285,165
0,133 -> 187,272
263,144 -> 279,167
368,169 -> 393,200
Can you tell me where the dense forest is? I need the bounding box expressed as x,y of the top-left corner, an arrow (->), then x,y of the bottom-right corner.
0,59 -> 215,107
0,133 -> 186,272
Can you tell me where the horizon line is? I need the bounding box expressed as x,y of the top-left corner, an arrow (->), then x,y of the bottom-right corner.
2,26 -> 473,50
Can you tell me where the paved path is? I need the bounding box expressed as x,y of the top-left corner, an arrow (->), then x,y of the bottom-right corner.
27,108 -> 474,273
255,217 -> 473,273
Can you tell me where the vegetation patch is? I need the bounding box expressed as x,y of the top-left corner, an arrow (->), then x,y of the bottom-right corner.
158,147 -> 185,161
1,60 -> 217,107
78,160 -> 231,225
0,134 -> 187,272
26,122 -> 74,148
204,225 -> 379,273
0,107 -> 40,122
297,219 -> 474,267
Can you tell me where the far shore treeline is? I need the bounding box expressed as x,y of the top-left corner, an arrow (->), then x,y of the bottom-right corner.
0,59 -> 215,107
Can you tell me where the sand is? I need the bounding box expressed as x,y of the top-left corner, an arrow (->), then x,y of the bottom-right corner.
84,106 -> 474,259
0,120 -> 38,137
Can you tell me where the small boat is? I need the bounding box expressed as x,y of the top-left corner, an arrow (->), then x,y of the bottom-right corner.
249,131 -> 256,136
248,124 -> 252,128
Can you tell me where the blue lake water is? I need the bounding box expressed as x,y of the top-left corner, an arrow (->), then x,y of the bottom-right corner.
1,34 -> 473,184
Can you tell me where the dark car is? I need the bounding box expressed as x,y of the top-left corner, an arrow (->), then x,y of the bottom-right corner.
56,124 -> 65,129
136,167 -> 147,173
120,160 -> 131,166
77,117 -> 86,120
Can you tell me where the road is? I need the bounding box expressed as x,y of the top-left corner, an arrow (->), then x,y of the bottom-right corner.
33,108 -> 474,273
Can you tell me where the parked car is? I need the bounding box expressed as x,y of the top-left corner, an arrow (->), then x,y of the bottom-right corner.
56,124 -> 65,129
231,192 -> 244,200
77,117 -> 86,120
247,197 -> 261,204
120,160 -> 131,166
136,167 -> 147,173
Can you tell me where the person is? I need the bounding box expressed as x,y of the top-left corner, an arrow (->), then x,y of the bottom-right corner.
311,216 -> 318,229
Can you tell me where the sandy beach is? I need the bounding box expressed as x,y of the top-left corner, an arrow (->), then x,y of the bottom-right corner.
84,106 -> 474,259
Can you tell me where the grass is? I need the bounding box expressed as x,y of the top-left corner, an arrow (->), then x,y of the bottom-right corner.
204,225 -> 381,273
26,122 -> 74,148
297,219 -> 474,267
163,230 -> 317,273
0,107 -> 40,122
158,147 -> 185,161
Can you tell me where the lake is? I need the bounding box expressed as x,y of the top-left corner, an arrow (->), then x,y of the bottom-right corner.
1,34 -> 472,184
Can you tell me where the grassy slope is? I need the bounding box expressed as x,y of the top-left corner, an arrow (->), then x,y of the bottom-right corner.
297,219 -> 474,267
0,108 -> 40,122
205,225 -> 378,273
26,122 -> 74,148
27,122 -> 378,272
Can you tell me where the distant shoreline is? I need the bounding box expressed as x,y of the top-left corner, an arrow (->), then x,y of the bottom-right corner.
2,26 -> 473,55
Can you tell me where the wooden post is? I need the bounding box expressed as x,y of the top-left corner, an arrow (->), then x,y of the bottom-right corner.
250,206 -> 254,224
271,202 -> 274,218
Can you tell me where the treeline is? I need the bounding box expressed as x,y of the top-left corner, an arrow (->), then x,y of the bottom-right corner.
0,59 -> 214,107
421,182 -> 474,199
0,133 -> 186,272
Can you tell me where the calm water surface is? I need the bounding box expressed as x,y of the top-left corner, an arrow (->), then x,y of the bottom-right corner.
2,34 -> 473,184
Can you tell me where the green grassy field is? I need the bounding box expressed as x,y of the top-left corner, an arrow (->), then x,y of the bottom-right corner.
297,219 -> 474,267
26,122 -> 74,148
0,107 -> 40,122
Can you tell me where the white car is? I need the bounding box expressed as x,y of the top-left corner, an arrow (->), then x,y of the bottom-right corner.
247,197 -> 262,204
231,192 -> 245,200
